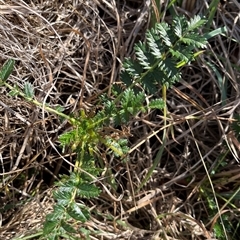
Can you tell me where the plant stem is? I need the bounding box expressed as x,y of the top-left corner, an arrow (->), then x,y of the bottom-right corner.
3,81 -> 76,125
137,85 -> 168,191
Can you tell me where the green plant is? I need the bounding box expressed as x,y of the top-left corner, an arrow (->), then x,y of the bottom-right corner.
0,14 -> 210,239
124,15 -> 208,190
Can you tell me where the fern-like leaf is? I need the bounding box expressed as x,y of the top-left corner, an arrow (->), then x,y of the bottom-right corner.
120,69 -> 133,87
67,202 -> 90,222
173,16 -> 188,38
120,89 -> 145,122
169,48 -> 191,63
145,30 -> 162,59
53,189 -> 72,206
123,58 -> 143,78
104,137 -> 129,157
59,129 -> 77,152
187,15 -> 207,32
43,218 -> 59,235
24,82 -> 34,99
0,59 -> 14,82
76,183 -> 101,198
9,84 -> 20,97
181,34 -> 207,48
134,42 -> 151,69
156,22 -> 172,47
121,15 -> 207,93
148,99 -> 165,109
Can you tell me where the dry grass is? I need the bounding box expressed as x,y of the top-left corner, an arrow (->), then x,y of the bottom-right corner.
0,0 -> 240,239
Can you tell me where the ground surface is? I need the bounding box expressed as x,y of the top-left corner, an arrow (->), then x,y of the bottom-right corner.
0,0 -> 240,240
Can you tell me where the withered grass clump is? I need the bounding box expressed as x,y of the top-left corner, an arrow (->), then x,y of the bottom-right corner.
0,0 -> 240,240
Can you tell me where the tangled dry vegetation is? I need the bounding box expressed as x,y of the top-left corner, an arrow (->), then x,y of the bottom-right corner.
0,0 -> 240,239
